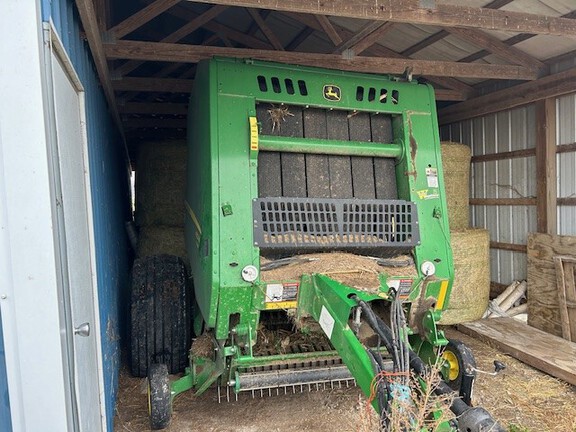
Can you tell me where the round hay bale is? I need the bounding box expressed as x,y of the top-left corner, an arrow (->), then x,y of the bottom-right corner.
135,140 -> 187,227
441,142 -> 471,231
137,225 -> 187,261
438,228 -> 490,325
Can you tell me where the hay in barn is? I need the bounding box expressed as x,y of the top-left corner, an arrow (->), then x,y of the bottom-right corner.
260,252 -> 417,293
135,140 -> 187,227
438,228 -> 490,325
441,141 -> 471,231
137,225 -> 187,261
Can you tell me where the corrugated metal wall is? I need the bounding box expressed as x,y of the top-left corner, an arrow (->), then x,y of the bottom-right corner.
557,94 -> 576,236
442,93 -> 576,283
440,106 -> 537,284
41,1 -> 132,430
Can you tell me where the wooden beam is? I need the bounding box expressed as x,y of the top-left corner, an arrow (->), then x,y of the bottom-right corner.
470,198 -> 537,206
446,27 -> 547,73
116,5 -> 229,76
118,102 -> 188,114
315,15 -> 342,45
401,30 -> 448,57
124,118 -> 187,128
112,77 -> 193,92
104,40 -> 538,80
558,198 -> 576,206
109,0 -> 181,39
333,21 -> 393,55
284,12 -> 475,96
247,8 -> 285,50
439,67 -> 576,124
458,318 -> 576,386
186,0 -> 576,36
74,0 -> 123,132
471,148 -> 535,163
557,142 -> 576,154
490,241 -> 527,253
433,89 -> 467,102
285,27 -> 315,51
536,98 -> 558,234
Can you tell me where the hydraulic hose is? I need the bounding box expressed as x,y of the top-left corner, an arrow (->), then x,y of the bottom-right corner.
353,297 -> 505,431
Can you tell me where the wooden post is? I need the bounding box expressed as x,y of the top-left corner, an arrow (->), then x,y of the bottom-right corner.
535,98 -> 557,234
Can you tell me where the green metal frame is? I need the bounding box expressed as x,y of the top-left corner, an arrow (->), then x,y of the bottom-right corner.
180,57 -> 455,421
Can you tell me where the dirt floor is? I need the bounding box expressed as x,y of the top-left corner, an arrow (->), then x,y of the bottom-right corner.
114,328 -> 576,432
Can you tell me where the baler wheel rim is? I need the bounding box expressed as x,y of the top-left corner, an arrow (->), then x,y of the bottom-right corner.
443,350 -> 460,381
441,339 -> 476,391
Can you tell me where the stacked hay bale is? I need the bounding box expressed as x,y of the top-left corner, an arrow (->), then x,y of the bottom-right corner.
135,140 -> 187,261
438,142 -> 490,324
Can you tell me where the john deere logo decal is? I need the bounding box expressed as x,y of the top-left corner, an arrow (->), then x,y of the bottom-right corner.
323,85 -> 341,101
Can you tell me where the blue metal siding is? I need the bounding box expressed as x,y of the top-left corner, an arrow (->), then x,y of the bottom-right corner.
0,309 -> 12,432
41,1 -> 132,430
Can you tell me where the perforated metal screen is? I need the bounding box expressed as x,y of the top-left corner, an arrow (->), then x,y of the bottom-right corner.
253,197 -> 419,251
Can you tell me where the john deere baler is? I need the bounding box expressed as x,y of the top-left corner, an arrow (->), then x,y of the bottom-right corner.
131,57 -> 503,432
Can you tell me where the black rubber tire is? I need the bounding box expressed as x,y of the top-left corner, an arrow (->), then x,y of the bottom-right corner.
442,339 -> 477,391
148,363 -> 172,430
129,254 -> 192,377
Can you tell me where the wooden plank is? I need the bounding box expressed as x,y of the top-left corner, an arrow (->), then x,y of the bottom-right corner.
326,110 -> 352,198
285,27 -> 315,51
557,142 -> 576,154
315,15 -> 343,45
471,148 -> 535,163
284,12 -> 475,96
558,198 -> 576,206
439,67 -> 576,125
527,233 -> 576,337
401,30 -> 449,57
104,40 -> 538,81
333,21 -> 392,54
247,8 -> 285,50
109,0 -> 181,39
458,317 -> 576,386
187,0 -> 576,36
446,27 -> 547,73
74,0 -> 123,133
536,98 -> 557,234
470,198 -> 536,206
117,5 -> 229,77
118,102 -> 188,114
348,113 -> 375,199
566,262 -> 576,341
554,257 -> 573,341
303,109 -> 330,198
490,241 -> 526,253
347,22 -> 395,55
111,77 -> 193,92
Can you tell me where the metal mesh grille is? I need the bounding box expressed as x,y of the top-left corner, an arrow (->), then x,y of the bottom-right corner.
253,197 -> 419,250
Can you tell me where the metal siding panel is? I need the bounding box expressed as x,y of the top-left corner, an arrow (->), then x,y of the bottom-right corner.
45,1 -> 132,429
499,250 -> 514,285
0,309 -> 12,432
557,94 -> 576,236
510,107 -> 527,151
557,94 -> 575,145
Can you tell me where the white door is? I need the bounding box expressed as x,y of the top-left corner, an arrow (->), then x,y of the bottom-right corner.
50,46 -> 105,431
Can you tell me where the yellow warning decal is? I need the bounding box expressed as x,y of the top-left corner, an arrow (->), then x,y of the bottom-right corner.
264,301 -> 298,310
435,280 -> 449,310
249,116 -> 259,151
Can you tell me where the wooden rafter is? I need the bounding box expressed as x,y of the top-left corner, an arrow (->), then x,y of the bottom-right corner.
333,21 -> 395,55
116,5 -> 228,76
104,40 -> 538,81
109,0 -> 181,39
446,27 -> 547,73
247,8 -> 285,50
118,102 -> 188,114
74,0 -> 123,132
285,27 -> 315,51
284,12 -> 475,95
315,15 -> 343,45
185,0 -> 576,36
399,0 -> 514,57
112,77 -> 194,92
439,67 -> 576,124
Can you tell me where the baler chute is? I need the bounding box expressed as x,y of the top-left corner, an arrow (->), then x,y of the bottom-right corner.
129,57 -> 503,431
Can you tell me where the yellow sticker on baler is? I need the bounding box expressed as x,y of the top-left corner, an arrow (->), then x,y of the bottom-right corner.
264,283 -> 298,310
249,116 -> 259,151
